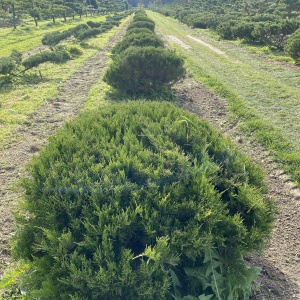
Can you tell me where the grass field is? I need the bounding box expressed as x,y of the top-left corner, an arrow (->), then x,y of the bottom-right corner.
0,15 -> 108,56
0,17 -> 129,146
148,11 -> 300,185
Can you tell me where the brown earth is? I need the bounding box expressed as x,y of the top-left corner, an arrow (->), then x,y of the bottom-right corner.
1,23 -> 300,300
174,75 -> 300,300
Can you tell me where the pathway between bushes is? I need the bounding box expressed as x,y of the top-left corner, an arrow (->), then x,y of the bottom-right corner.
0,24 -> 128,279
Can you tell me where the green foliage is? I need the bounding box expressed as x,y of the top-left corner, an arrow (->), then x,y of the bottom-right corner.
0,49 -> 22,76
0,57 -> 16,75
13,101 -> 274,299
112,32 -> 165,54
75,28 -> 102,41
127,20 -> 156,32
104,46 -> 185,94
86,20 -> 104,28
10,49 -> 23,65
22,47 -> 71,70
105,11 -> 185,94
42,24 -> 89,47
284,28 -> 300,63
172,250 -> 261,300
67,46 -> 84,57
125,27 -> 156,37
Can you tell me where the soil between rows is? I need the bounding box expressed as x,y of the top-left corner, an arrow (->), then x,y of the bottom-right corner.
0,24 -> 299,300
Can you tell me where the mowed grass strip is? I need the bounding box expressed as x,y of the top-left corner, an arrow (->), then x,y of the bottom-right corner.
148,11 -> 300,185
0,17 -> 129,145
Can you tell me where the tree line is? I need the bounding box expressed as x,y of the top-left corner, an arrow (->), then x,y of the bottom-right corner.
0,0 -> 128,28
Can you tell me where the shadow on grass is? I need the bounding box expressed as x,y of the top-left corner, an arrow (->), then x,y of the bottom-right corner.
0,73 -> 48,94
105,86 -> 180,104
79,43 -> 103,51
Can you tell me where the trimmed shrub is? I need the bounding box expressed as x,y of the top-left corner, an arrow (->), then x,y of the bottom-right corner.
285,28 -> 300,63
125,27 -> 156,37
133,15 -> 155,25
127,20 -> 155,32
0,57 -> 15,75
86,20 -> 103,28
10,49 -> 22,65
13,101 -> 274,299
67,45 -> 83,57
22,47 -> 71,69
112,33 -> 165,54
75,28 -> 102,41
42,24 -> 89,47
103,46 -> 185,94
0,50 -> 22,76
42,31 -> 64,47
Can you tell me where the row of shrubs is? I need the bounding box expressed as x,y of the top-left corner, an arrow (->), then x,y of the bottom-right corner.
152,4 -> 300,63
13,100 -> 275,299
42,11 -> 131,48
0,12 -> 130,82
103,10 -> 185,94
11,10 -> 275,300
0,46 -> 82,80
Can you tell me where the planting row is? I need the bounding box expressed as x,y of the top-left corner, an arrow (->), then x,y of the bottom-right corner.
0,12 -> 131,83
10,11 -> 275,300
103,10 -> 185,94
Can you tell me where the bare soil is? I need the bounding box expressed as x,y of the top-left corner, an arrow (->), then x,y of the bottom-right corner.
0,24 -> 128,279
1,24 -> 300,300
174,75 -> 300,300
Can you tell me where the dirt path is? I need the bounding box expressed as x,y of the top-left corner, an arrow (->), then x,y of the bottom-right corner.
174,75 -> 300,300
0,24 -> 128,279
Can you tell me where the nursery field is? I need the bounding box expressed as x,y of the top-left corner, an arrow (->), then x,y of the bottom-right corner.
0,10 -> 300,300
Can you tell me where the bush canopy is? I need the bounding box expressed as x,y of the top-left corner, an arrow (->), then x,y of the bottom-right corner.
103,46 -> 185,94
13,101 -> 274,299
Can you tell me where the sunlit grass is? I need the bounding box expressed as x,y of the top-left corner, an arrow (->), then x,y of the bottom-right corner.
0,15 -> 107,56
148,11 -> 300,185
0,17 -> 130,146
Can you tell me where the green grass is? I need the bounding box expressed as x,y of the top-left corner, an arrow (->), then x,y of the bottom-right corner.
0,17 -> 130,146
0,15 -> 108,57
148,11 -> 300,186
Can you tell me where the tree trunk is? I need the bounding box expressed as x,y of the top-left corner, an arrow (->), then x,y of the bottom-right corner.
34,17 -> 38,26
12,3 -> 16,30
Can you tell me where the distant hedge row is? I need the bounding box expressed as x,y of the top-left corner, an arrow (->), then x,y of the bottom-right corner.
103,10 -> 186,94
42,11 -> 130,47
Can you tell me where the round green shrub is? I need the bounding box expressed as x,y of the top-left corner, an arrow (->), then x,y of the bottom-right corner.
285,28 -> 300,63
75,28 -> 102,41
0,57 -> 15,75
22,47 -> 71,69
134,10 -> 147,17
111,33 -> 165,54
127,20 -> 155,32
125,27 -> 156,37
13,101 -> 274,299
42,31 -> 64,47
67,45 -> 83,57
103,46 -> 185,94
133,15 -> 155,25
86,20 -> 103,28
